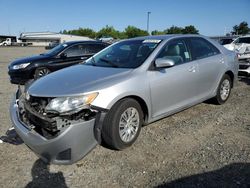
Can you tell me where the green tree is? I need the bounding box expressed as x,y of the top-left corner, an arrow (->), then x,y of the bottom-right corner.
232,25 -> 239,35
182,25 -> 199,34
165,26 -> 183,34
96,25 -> 120,39
62,30 -> 68,34
77,28 -> 96,38
151,30 -> 165,35
124,26 -> 149,38
233,21 -> 249,35
117,31 -> 128,39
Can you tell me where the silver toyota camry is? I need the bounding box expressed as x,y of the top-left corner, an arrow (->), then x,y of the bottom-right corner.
10,35 -> 238,164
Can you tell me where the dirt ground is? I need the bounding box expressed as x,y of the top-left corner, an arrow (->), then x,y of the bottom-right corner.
0,47 -> 249,188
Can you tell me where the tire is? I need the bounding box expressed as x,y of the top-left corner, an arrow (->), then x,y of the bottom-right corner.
34,67 -> 50,79
213,74 -> 232,105
102,98 -> 143,150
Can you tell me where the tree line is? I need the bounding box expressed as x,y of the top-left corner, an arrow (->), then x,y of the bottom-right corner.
61,21 -> 249,39
61,25 -> 199,39
231,21 -> 249,35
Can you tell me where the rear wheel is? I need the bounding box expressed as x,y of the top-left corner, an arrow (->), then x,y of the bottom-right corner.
102,98 -> 143,150
34,67 -> 50,79
213,74 -> 232,104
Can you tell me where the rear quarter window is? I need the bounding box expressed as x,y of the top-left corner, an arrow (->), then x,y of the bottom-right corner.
189,38 -> 220,60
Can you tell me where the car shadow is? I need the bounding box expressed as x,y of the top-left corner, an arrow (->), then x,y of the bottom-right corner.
25,159 -> 68,188
238,77 -> 250,85
0,127 -> 23,145
156,163 -> 250,188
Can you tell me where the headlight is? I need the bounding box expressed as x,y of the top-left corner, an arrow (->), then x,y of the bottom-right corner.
12,63 -> 30,70
45,93 -> 98,115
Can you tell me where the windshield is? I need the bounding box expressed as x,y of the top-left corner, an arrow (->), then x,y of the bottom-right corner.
45,43 -> 68,56
85,39 -> 161,68
234,37 -> 250,44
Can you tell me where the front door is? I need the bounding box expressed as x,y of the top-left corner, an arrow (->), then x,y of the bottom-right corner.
51,44 -> 91,71
148,39 -> 199,118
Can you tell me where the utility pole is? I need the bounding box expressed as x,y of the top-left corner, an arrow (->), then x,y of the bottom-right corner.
147,11 -> 151,35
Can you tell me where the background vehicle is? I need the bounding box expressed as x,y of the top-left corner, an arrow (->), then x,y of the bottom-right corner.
8,40 -> 109,84
224,35 -> 250,51
0,38 -> 11,46
224,35 -> 250,76
10,35 -> 238,164
219,38 -> 234,45
98,36 -> 114,43
0,37 -> 32,46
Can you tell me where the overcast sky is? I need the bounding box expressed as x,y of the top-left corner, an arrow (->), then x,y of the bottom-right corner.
0,0 -> 249,36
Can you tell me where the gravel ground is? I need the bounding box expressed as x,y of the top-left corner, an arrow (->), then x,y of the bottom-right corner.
0,47 -> 249,188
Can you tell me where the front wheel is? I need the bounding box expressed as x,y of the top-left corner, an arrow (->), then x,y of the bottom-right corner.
34,67 -> 50,79
102,98 -> 143,150
213,74 -> 232,105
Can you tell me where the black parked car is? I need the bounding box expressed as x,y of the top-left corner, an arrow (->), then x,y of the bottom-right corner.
8,40 -> 109,85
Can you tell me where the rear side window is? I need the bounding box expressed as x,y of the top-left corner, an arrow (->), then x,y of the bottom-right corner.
189,38 -> 220,60
157,39 -> 191,65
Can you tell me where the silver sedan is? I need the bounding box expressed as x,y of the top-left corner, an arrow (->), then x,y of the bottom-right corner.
10,35 -> 238,164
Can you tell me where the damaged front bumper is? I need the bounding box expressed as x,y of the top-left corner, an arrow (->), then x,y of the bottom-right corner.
9,89 -> 107,165
239,61 -> 250,77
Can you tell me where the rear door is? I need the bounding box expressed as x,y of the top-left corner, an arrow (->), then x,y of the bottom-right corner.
187,37 -> 224,99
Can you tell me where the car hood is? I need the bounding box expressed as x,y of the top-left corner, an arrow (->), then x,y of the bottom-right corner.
223,44 -> 234,51
28,65 -> 133,97
10,54 -> 51,65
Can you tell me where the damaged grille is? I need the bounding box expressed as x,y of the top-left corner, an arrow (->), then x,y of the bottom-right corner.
239,64 -> 250,69
27,96 -> 51,116
18,94 -> 97,139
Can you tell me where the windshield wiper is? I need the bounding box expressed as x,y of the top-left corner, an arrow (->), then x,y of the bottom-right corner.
100,58 -> 119,67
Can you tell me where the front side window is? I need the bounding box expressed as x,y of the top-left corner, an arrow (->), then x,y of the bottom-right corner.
156,39 -> 191,65
85,40 -> 161,68
45,43 -> 68,56
85,44 -> 106,54
64,44 -> 84,57
189,38 -> 220,60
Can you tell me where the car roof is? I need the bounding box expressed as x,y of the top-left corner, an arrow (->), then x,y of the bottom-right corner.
128,34 -> 202,41
64,40 -> 107,45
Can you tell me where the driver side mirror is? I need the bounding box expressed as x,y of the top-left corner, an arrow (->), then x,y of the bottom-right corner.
155,58 -> 175,68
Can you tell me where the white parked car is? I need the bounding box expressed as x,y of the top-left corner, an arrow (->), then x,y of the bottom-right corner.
224,35 -> 250,76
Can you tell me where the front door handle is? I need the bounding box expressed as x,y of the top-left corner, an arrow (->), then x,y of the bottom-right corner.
219,58 -> 225,64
